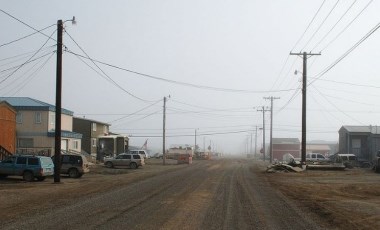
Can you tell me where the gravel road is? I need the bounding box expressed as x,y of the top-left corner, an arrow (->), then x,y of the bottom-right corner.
2,159 -> 323,230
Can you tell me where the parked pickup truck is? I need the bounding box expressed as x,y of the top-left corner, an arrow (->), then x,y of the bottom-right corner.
0,155 -> 54,181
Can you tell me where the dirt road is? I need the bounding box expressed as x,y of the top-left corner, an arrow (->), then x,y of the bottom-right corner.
1,159 -> 324,229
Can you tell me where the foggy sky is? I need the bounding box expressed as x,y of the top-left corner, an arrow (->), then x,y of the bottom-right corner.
1,0 -> 380,154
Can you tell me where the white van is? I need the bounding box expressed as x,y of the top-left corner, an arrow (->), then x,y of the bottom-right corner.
306,153 -> 327,161
128,150 -> 149,159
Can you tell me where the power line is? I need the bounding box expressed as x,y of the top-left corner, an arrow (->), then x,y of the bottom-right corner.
64,30 -> 154,103
311,0 -> 357,52
0,24 -> 55,48
66,50 -> 298,94
301,0 -> 341,51
0,46 -> 55,62
108,99 -> 162,124
7,52 -> 55,96
291,0 -> 327,52
311,85 -> 364,125
0,9 -> 56,42
310,21 -> 380,85
321,0 -> 374,52
0,50 -> 54,75
311,78 -> 380,89
0,29 -> 56,86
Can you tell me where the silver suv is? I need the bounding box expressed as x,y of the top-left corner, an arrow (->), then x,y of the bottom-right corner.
104,153 -> 145,169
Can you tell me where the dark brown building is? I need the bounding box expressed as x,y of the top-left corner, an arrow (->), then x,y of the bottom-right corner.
73,117 -> 111,156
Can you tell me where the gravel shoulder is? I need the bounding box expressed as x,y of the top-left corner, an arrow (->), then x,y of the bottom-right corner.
263,161 -> 380,230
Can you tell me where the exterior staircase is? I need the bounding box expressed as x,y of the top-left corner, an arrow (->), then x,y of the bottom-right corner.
0,145 -> 12,160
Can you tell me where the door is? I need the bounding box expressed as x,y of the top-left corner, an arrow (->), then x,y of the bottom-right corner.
0,156 -> 16,174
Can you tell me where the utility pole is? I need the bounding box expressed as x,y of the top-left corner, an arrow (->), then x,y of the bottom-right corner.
194,129 -> 197,155
250,132 -> 253,155
54,20 -> 63,183
162,96 -> 167,165
254,126 -> 258,158
290,51 -> 321,165
264,96 -> 280,164
257,106 -> 270,161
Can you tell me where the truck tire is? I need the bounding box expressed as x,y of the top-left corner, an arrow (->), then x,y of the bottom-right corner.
68,168 -> 80,178
130,162 -> 137,169
23,171 -> 34,182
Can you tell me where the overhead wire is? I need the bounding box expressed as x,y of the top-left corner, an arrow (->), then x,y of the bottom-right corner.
311,0 -> 357,52
301,0 -> 341,51
0,29 -> 56,87
64,30 -> 155,103
2,50 -> 54,93
309,21 -> 380,85
7,52 -> 55,96
108,99 -> 162,124
311,85 -> 364,125
66,50 -> 298,94
321,0 -> 374,52
0,46 -> 55,68
0,49 -> 54,75
290,0 -> 327,52
0,24 -> 55,48
275,83 -> 302,114
0,9 -> 56,42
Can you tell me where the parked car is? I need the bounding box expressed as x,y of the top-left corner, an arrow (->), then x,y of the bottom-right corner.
0,155 -> 54,181
128,149 -> 150,159
104,153 -> 145,169
52,152 -> 90,178
329,153 -> 372,168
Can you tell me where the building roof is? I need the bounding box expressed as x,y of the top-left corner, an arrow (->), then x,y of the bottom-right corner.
73,117 -> 110,126
272,138 -> 300,144
0,97 -> 73,116
0,100 -> 17,113
340,125 -> 380,135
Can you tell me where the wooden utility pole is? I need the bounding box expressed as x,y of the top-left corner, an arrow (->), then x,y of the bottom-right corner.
257,106 -> 270,161
290,51 -> 321,165
194,129 -> 197,155
254,126 -> 258,158
264,96 -> 280,163
54,20 -> 63,183
162,96 -> 167,165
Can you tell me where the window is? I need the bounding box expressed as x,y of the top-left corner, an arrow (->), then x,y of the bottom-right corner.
18,138 -> 34,148
72,140 -> 79,150
317,154 -> 325,159
16,112 -> 22,123
92,138 -> 97,147
16,157 -> 27,165
103,125 -> 108,134
133,155 -> 141,159
125,155 -> 131,159
92,123 -> 97,131
50,114 -> 55,125
35,112 -> 42,123
62,155 -> 70,163
28,158 -> 39,165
